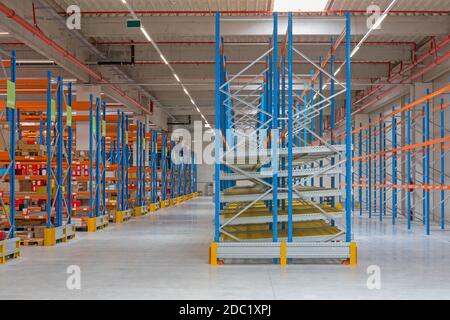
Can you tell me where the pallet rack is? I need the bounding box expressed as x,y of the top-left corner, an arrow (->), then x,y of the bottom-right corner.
72,97 -> 109,232
169,140 -> 177,206
0,50 -> 20,262
109,111 -> 133,223
134,120 -> 148,216
1,69 -> 77,247
0,48 -> 200,263
351,84 -> 450,235
147,129 -> 159,211
210,12 -> 355,264
159,131 -> 170,208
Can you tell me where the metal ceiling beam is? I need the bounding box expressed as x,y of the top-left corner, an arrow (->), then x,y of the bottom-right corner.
80,16 -> 449,38
98,44 -> 412,63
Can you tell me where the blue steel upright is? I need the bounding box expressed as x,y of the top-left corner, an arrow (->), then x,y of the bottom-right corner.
272,13 -> 279,243
214,11 -> 221,242
9,51 -> 17,237
344,11 -> 352,242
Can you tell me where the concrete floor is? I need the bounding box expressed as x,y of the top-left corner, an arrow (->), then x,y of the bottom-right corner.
1,196 -> 450,299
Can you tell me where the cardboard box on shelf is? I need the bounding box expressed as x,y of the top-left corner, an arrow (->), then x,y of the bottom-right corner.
0,126 -> 11,151
18,180 -> 33,193
35,186 -> 46,194
0,181 -> 19,193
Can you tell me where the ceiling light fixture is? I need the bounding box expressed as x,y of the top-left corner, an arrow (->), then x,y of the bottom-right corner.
127,1 -> 209,122
334,66 -> 342,76
17,59 -> 55,64
160,54 -> 168,65
350,45 -> 360,58
140,27 -> 152,42
273,0 -> 328,12
351,0 -> 398,58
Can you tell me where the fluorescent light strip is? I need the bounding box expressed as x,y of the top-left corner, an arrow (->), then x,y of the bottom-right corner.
350,45 -> 360,58
17,60 -> 55,64
132,4 -> 209,121
140,27 -> 152,42
351,0 -> 397,58
334,66 -> 342,76
273,0 -> 328,12
160,54 -> 168,65
372,13 -> 388,30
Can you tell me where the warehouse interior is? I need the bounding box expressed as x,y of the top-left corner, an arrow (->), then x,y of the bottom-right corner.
0,0 -> 449,300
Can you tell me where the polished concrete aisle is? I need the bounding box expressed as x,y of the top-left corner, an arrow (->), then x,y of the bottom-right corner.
1,197 -> 450,299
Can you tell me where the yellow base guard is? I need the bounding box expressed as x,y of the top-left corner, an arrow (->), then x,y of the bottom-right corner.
149,203 -> 157,212
0,241 -> 4,264
160,201 -> 167,208
87,217 -> 97,232
176,197 -> 182,204
115,211 -> 124,224
182,195 -> 188,201
350,241 -> 358,266
134,207 -> 142,217
280,242 -> 287,266
169,198 -> 176,206
0,239 -> 20,264
44,228 -> 56,246
209,242 -> 218,266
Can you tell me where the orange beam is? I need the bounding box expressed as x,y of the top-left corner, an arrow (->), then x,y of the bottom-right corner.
0,100 -> 90,111
1,60 -> 11,68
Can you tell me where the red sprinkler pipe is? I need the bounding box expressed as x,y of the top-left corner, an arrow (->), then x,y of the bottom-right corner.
58,10 -> 450,16
350,50 -> 450,117
94,40 -> 417,47
352,36 -> 450,107
401,50 -> 450,83
133,60 -> 389,65
0,2 -> 151,115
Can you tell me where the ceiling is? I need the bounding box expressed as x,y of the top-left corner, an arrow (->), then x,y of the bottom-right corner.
1,0 -> 449,129
48,0 -> 450,13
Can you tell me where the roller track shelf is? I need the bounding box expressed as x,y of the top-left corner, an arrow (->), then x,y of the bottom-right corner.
210,12 -> 356,265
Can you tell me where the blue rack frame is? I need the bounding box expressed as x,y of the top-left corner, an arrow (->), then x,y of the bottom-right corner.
0,50 -> 17,239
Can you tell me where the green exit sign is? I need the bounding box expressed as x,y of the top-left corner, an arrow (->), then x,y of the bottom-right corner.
127,19 -> 141,28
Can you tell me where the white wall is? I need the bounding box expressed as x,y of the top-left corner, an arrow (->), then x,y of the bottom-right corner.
197,162 -> 214,195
